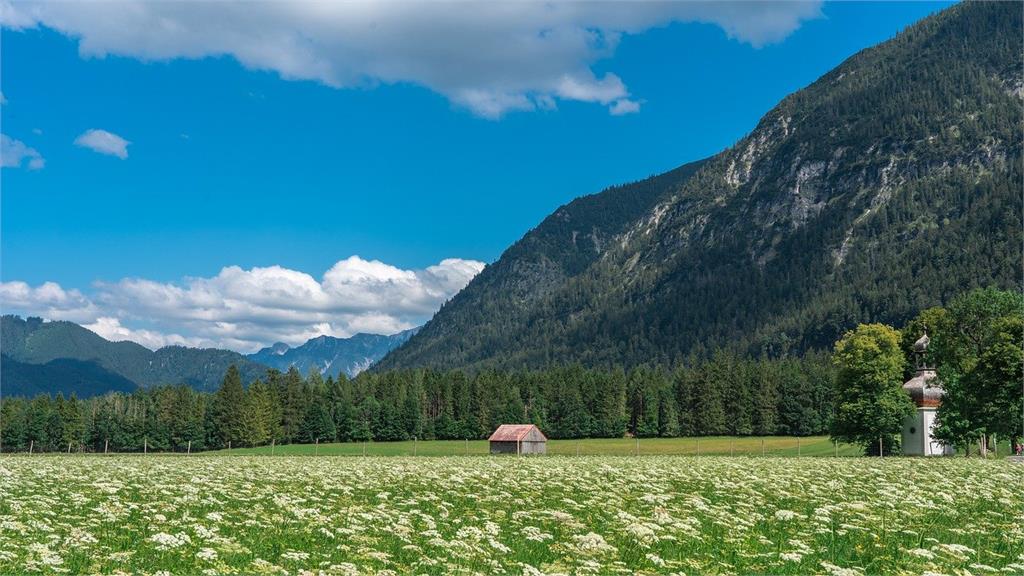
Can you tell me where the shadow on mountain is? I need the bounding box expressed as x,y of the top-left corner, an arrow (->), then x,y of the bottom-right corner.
1,354 -> 138,398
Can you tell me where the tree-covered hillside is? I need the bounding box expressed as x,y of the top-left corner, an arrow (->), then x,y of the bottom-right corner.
1,315 -> 268,395
0,355 -> 137,398
378,2 -> 1023,371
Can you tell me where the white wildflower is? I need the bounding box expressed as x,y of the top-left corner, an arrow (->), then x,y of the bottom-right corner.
774,509 -> 800,521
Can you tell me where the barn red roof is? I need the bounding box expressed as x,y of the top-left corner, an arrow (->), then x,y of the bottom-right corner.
488,424 -> 546,442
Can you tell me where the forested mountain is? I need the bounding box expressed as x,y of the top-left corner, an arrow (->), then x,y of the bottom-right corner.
0,354 -> 137,398
1,315 -> 268,395
247,328 -> 419,378
378,2 -> 1023,371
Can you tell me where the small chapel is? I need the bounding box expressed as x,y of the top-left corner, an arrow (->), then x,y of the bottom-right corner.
901,330 -> 954,456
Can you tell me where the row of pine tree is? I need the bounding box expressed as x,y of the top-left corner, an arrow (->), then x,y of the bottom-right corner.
0,352 -> 834,452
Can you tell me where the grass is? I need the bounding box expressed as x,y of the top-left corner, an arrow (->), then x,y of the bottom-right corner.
217,435 -> 867,457
1,455 -> 1021,574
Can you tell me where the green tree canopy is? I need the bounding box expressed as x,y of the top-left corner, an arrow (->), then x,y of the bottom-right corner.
930,288 -> 1024,450
830,323 -> 913,455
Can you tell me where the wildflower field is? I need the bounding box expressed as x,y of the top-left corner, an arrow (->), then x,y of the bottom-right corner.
1,456 -> 1021,575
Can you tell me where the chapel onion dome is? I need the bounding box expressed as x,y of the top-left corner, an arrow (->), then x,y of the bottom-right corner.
902,374 -> 943,407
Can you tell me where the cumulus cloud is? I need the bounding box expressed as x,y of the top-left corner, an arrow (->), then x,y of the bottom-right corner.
609,99 -> 641,116
83,317 -> 202,350
0,280 -> 96,321
0,256 -> 484,352
1,1 -> 822,118
1,133 -> 45,169
74,128 -> 130,158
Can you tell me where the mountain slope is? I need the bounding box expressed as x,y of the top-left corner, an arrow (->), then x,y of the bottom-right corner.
247,328 -> 419,378
378,2 -> 1023,371
375,158 -> 707,369
0,354 -> 137,398
1,315 -> 269,395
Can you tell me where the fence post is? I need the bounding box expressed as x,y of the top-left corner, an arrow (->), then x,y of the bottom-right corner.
635,436 -> 639,456
228,440 -> 231,452
104,438 -> 108,454
315,438 -> 319,456
761,438 -> 765,457
465,438 -> 469,455
144,438 -> 148,454
879,436 -> 883,458
834,439 -> 838,458
797,436 -> 801,457
68,441 -> 72,454
29,440 -> 33,454
187,440 -> 191,455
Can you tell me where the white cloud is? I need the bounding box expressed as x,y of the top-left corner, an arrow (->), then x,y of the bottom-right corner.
0,280 -> 96,321
1,133 -> 45,169
74,128 -> 130,158
0,256 -> 485,352
609,99 -> 641,116
1,1 -> 822,118
83,317 -> 202,350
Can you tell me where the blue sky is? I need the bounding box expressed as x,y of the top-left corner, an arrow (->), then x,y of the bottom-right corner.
0,1 -> 952,351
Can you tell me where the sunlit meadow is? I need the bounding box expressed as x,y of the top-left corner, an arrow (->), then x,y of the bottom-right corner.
1,455 -> 1021,575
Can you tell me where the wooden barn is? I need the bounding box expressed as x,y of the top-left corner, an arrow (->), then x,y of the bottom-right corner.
488,424 -> 547,455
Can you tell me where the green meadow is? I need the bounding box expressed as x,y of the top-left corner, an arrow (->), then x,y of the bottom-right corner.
217,435 -> 865,457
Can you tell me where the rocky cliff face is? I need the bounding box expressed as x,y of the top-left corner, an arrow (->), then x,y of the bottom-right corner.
379,2 -> 1022,371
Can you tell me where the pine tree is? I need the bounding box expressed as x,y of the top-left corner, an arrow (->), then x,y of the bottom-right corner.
351,395 -> 377,442
60,394 -> 86,450
694,358 -> 726,436
213,365 -> 246,447
629,368 -> 659,437
594,367 -> 627,437
299,401 -> 336,443
26,395 -> 51,450
751,361 -> 779,435
279,367 -> 306,443
725,357 -> 753,436
241,380 -> 273,447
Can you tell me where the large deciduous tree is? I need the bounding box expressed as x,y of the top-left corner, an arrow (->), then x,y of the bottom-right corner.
830,324 -> 913,455
930,288 -> 1024,452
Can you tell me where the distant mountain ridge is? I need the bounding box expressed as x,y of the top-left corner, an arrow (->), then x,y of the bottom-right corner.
1,315 -> 268,396
0,315 -> 420,397
377,2 -> 1023,371
247,328 -> 419,378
